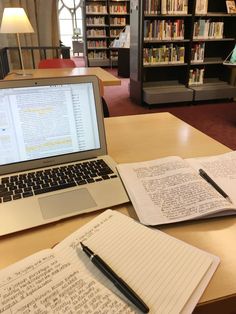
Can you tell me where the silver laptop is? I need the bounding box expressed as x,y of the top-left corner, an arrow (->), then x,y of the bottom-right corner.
0,75 -> 128,236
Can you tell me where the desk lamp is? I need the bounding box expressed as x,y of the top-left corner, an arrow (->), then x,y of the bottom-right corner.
0,7 -> 34,76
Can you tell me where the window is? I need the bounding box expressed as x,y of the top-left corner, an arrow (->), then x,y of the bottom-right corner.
58,0 -> 83,49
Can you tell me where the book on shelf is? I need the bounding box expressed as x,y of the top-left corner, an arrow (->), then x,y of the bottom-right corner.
86,4 -> 107,14
110,17 -> 126,26
193,20 -> 224,39
87,40 -> 107,48
143,45 -> 185,65
88,51 -> 107,59
226,0 -> 236,13
144,0 -> 161,14
110,28 -> 122,37
87,28 -> 106,37
144,19 -> 184,40
195,0 -> 208,14
161,0 -> 188,15
189,68 -> 205,84
189,67 -> 205,84
86,16 -> 106,25
117,151 -> 236,226
110,4 -> 127,14
191,43 -> 205,63
0,209 -> 219,313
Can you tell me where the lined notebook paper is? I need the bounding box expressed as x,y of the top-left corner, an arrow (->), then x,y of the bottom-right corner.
54,210 -> 220,313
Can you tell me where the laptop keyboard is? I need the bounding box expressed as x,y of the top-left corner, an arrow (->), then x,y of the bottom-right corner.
0,159 -> 117,203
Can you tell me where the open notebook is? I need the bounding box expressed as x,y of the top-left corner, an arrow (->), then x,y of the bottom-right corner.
0,75 -> 128,236
0,210 -> 219,313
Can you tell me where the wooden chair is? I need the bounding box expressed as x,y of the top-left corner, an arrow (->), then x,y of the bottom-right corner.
38,58 -> 76,69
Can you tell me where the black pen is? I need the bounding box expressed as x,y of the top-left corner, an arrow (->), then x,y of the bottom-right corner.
80,242 -> 149,313
199,168 -> 233,203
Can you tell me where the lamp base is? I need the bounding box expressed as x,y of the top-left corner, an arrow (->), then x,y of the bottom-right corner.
17,72 -> 33,77
8,71 -> 33,78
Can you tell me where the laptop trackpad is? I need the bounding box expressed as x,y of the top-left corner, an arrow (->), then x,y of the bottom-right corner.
39,188 -> 97,220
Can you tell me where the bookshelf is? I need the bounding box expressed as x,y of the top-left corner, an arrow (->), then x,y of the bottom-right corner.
130,0 -> 236,105
190,0 -> 236,101
84,0 -> 130,67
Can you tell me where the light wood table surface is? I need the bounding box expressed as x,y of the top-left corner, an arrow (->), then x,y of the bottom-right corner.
4,67 -> 121,86
0,112 -> 235,313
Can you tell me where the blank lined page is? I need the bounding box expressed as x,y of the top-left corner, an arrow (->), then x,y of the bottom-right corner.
54,210 -> 219,314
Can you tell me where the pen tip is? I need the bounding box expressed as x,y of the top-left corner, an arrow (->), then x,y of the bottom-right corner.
80,242 -> 85,249
227,196 -> 233,204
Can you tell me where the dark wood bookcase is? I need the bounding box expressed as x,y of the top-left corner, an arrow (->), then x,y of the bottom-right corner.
130,0 -> 236,105
83,0 -> 130,67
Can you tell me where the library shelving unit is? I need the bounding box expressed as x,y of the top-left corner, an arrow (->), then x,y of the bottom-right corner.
190,0 -> 236,101
83,0 -> 130,67
84,0 -> 110,66
109,0 -> 130,65
130,0 -> 236,105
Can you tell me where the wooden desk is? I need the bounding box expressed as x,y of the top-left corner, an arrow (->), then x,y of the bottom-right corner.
0,113 -> 235,313
4,67 -> 121,87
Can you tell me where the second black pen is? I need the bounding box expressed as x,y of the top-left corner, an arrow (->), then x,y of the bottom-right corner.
199,168 -> 232,203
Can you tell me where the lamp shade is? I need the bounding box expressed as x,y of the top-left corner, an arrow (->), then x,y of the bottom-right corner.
0,8 -> 34,34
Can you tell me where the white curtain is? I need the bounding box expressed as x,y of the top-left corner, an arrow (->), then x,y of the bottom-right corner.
0,0 -> 60,69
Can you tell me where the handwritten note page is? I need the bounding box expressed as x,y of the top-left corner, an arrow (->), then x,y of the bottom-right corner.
117,156 -> 232,225
0,248 -> 134,313
54,210 -> 220,314
187,151 -> 236,205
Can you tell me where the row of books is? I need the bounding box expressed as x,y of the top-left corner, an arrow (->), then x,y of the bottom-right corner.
110,5 -> 127,14
86,5 -> 107,14
193,20 -> 224,39
143,0 -> 235,15
161,0 -> 188,14
143,45 -> 185,65
144,0 -> 161,14
196,0 -> 236,14
144,19 -> 184,40
110,17 -> 126,25
110,50 -> 118,60
86,4 -> 129,14
86,29 -> 123,39
87,29 -> 107,37
86,17 -> 106,25
196,0 -> 236,15
189,68 -> 204,85
88,51 -> 108,59
191,43 -> 205,63
110,29 -> 122,37
87,40 -> 107,48
144,0 -> 188,15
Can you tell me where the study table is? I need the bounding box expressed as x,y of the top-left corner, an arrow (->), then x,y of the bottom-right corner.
0,112 -> 235,313
4,67 -> 121,86
4,67 -> 121,96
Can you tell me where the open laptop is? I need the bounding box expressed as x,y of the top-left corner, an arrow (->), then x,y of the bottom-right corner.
0,75 -> 129,236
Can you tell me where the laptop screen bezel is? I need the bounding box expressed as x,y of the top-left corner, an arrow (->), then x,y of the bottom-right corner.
0,75 -> 108,175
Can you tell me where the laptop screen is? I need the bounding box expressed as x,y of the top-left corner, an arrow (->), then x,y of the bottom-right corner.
0,81 -> 101,167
